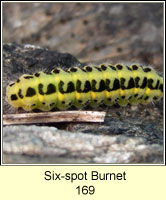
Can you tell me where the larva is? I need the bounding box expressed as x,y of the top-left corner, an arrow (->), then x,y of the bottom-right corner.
6,63 -> 163,111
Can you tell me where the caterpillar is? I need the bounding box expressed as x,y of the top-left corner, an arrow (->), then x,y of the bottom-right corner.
6,63 -> 163,111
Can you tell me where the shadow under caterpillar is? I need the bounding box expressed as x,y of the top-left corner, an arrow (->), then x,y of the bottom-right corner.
6,63 -> 163,111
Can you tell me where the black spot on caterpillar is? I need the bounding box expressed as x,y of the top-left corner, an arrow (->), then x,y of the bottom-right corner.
6,63 -> 163,111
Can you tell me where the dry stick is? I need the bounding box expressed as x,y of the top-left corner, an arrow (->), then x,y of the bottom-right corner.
3,111 -> 106,125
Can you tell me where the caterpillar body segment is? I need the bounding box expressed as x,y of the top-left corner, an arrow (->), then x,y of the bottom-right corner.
140,66 -> 163,104
6,63 -> 163,111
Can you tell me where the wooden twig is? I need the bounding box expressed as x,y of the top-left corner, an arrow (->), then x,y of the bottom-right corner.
3,111 -> 106,125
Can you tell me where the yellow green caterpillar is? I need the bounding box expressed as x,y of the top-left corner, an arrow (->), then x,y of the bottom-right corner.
6,63 -> 163,111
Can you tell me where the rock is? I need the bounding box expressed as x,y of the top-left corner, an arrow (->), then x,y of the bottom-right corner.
3,125 -> 163,164
3,3 -> 163,68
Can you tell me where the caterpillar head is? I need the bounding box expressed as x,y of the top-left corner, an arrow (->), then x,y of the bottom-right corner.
6,74 -> 38,111
6,81 -> 21,109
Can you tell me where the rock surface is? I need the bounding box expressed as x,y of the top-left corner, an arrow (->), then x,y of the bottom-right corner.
3,3 -> 163,68
3,3 -> 163,164
3,125 -> 163,164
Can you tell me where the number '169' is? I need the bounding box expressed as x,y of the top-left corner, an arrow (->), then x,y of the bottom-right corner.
76,185 -> 95,195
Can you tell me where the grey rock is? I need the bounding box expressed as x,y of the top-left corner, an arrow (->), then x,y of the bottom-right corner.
3,125 -> 163,164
